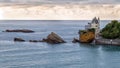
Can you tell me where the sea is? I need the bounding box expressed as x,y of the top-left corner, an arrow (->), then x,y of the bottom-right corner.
0,20 -> 120,68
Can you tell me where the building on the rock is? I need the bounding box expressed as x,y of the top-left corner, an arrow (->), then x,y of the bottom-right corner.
78,17 -> 100,43
85,17 -> 100,37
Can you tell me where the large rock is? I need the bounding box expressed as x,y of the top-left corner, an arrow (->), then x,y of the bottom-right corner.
4,29 -> 34,33
79,31 -> 95,43
43,32 -> 66,44
14,37 -> 25,42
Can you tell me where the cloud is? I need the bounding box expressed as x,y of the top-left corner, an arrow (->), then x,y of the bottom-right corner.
1,4 -> 120,20
0,0 -> 120,4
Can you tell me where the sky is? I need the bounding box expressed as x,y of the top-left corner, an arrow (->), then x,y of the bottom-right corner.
0,0 -> 120,20
0,0 -> 120,4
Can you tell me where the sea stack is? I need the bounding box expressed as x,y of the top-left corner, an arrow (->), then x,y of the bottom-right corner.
42,32 -> 66,44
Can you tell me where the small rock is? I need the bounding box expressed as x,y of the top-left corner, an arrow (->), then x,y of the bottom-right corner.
4,29 -> 34,33
29,40 -> 43,42
72,38 -> 80,43
14,37 -> 25,42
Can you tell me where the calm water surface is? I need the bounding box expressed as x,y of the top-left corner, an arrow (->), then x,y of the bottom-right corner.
0,20 -> 120,68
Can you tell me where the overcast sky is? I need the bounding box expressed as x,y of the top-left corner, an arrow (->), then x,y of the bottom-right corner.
0,1 -> 120,20
0,0 -> 120,4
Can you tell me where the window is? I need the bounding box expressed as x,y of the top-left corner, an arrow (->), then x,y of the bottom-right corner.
96,25 -> 98,27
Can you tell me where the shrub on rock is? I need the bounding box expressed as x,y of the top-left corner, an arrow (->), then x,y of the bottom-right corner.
101,20 -> 120,39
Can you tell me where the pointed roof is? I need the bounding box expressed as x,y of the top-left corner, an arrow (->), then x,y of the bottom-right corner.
91,17 -> 99,24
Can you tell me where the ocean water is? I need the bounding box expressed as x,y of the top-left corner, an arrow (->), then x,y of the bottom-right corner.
0,20 -> 120,68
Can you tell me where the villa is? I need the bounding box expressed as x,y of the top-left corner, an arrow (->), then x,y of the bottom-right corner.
85,17 -> 100,35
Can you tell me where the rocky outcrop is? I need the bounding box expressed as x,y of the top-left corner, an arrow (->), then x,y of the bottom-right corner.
4,29 -> 34,33
13,32 -> 65,44
42,32 -> 66,44
14,37 -> 25,42
72,38 -> 80,43
79,31 -> 95,43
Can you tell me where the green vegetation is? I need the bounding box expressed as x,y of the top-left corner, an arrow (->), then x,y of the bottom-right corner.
101,20 -> 120,39
79,28 -> 95,34
88,28 -> 95,32
79,30 -> 86,34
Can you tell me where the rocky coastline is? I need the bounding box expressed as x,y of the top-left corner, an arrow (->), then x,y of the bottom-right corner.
2,18 -> 120,45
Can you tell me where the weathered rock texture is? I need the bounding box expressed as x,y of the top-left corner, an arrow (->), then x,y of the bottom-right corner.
43,32 -> 66,44
79,31 -> 95,43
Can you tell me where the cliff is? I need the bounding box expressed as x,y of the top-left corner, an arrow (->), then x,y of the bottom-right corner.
79,30 -> 95,43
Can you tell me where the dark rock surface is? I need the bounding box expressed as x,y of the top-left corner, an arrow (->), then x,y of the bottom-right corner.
72,38 -> 80,43
14,37 -> 25,42
29,40 -> 43,42
43,32 -> 66,44
4,29 -> 34,33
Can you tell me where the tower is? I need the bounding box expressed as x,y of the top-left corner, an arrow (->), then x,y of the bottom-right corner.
91,17 -> 100,34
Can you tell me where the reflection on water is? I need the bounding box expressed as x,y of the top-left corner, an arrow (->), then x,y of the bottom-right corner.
101,45 -> 120,51
80,42 -> 120,52
79,43 -> 99,48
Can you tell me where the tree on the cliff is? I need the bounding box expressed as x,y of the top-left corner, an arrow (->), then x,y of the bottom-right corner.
101,20 -> 120,39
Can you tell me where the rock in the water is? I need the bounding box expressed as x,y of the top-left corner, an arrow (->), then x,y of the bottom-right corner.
79,31 -> 95,43
43,32 -> 66,44
4,29 -> 34,33
29,40 -> 43,42
72,38 -> 80,43
14,37 -> 25,42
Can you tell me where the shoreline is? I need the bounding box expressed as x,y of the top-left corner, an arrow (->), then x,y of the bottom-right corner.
95,38 -> 120,46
